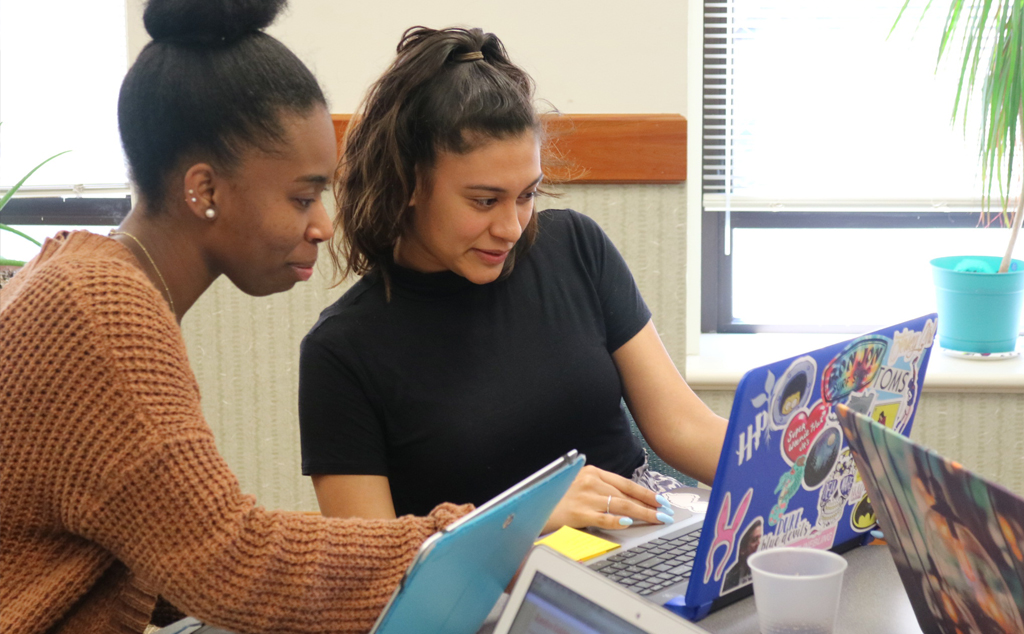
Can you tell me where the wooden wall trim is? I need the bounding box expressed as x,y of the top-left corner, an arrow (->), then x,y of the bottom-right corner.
331,113 -> 686,184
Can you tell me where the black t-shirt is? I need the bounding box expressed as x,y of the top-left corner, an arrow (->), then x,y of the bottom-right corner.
299,209 -> 651,516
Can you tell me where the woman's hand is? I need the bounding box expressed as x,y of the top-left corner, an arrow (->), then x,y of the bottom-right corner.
542,465 -> 675,534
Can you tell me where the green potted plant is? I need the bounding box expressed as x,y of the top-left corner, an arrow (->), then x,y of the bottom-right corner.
897,0 -> 1024,355
0,123 -> 68,287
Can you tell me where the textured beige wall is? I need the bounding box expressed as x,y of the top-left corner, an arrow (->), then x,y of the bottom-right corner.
543,184 -> 689,361
182,182 -> 1024,512
182,267 -> 350,512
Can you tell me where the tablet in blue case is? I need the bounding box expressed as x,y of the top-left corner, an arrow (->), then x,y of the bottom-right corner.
369,450 -> 585,634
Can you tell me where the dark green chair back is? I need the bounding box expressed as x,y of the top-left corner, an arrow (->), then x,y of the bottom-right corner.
623,402 -> 699,488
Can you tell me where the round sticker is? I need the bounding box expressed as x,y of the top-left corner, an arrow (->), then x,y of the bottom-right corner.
770,357 -> 817,430
803,426 -> 842,489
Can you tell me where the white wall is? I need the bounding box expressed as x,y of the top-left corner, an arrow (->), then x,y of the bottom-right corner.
127,0 -> 688,115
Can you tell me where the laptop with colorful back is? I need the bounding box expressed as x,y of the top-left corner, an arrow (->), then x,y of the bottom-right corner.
837,403 -> 1024,634
586,314 -> 937,620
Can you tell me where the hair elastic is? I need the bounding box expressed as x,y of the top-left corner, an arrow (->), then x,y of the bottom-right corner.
454,51 -> 484,62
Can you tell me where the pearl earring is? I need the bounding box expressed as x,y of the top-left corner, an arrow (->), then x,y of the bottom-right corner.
188,189 -> 194,194
205,208 -> 216,219
190,197 -> 197,203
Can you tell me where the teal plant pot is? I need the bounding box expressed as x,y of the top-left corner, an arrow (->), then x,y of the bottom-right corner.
931,256 -> 1024,353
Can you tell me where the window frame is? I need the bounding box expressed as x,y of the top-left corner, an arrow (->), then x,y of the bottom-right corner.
700,210 -> 1015,333
1,197 -> 130,227
0,198 -> 129,268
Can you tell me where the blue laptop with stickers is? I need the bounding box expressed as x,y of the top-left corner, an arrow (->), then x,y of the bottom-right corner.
585,314 -> 937,620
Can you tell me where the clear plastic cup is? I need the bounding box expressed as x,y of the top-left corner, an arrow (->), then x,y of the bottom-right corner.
747,547 -> 848,634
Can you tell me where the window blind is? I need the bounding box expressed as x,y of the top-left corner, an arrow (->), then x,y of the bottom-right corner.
701,0 -> 998,214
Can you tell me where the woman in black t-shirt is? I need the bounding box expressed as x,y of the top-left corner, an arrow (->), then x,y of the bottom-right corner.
299,26 -> 728,533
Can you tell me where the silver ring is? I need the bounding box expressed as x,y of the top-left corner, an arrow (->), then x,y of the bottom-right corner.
606,495 -> 613,514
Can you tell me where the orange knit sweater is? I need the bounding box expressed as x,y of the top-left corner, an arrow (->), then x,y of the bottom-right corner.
0,231 -> 471,634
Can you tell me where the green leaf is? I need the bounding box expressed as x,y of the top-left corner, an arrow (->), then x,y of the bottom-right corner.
0,257 -> 27,267
914,0 -> 1024,227
0,150 -> 71,213
0,223 -> 42,247
0,129 -> 68,256
890,0 -> 917,37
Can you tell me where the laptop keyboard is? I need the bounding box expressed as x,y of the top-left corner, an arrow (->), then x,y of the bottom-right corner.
587,527 -> 702,596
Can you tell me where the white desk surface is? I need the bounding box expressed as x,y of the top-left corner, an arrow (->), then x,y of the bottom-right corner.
699,545 -> 923,634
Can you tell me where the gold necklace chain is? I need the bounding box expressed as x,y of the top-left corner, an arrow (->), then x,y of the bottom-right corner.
109,230 -> 177,316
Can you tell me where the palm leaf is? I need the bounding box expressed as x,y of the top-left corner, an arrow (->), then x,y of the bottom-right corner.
896,0 -> 1024,273
0,223 -> 41,247
0,121 -> 70,257
0,150 -> 71,212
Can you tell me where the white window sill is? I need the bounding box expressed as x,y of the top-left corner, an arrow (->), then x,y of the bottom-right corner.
685,334 -> 1024,394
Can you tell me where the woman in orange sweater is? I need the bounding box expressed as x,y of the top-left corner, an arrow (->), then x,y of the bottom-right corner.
0,2 -> 470,634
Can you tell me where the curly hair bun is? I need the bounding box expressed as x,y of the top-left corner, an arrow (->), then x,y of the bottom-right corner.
143,0 -> 287,43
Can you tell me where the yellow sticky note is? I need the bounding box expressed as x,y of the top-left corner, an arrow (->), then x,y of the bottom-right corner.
535,526 -> 621,562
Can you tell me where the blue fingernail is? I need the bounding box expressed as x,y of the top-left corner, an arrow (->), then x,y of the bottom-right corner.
619,517 -> 634,526
657,512 -> 674,525
659,505 -> 675,516
656,494 -> 669,506
870,530 -> 884,540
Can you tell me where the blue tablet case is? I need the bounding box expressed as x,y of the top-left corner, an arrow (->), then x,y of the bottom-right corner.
370,450 -> 585,634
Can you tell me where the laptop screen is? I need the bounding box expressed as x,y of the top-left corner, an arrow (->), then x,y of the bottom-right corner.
507,572 -> 647,634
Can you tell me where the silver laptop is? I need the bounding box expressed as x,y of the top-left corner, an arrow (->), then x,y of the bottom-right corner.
493,545 -> 711,634
584,486 -> 710,606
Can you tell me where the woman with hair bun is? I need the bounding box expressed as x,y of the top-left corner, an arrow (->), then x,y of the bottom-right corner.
0,4 -> 470,634
299,27 -> 727,534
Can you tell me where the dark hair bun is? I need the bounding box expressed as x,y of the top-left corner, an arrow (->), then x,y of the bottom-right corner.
144,0 -> 287,43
